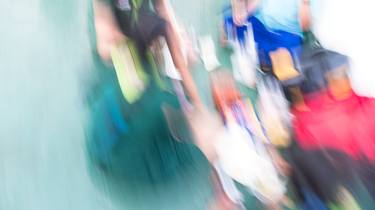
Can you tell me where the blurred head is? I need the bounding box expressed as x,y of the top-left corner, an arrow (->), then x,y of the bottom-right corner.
210,70 -> 241,113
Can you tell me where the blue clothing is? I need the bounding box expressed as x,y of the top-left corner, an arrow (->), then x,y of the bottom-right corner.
255,0 -> 303,36
249,16 -> 303,65
255,0 -> 319,37
224,16 -> 303,65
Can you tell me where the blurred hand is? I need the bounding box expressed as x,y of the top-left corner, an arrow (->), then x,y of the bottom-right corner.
94,1 -> 126,61
233,13 -> 247,26
232,0 -> 248,26
96,27 -> 125,61
188,108 -> 223,163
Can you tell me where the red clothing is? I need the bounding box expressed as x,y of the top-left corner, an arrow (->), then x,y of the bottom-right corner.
292,90 -> 375,162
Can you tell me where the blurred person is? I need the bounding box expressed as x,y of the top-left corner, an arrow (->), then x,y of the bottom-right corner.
208,70 -> 294,210
287,60 -> 375,208
93,2 -> 270,210
88,0 -> 210,186
222,0 -> 316,78
94,0 -> 202,108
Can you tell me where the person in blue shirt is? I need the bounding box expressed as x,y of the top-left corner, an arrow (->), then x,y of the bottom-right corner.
223,0 -> 315,68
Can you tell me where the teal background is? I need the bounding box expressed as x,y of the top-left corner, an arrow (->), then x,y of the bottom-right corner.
0,0 -> 238,209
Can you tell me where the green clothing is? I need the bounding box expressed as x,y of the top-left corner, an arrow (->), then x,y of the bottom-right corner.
86,0 -> 213,209
87,0 -> 210,186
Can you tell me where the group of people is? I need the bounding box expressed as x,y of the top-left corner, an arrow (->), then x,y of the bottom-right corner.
87,0 -> 375,209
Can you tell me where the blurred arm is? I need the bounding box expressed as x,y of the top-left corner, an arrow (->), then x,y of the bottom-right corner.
300,0 -> 312,31
247,0 -> 261,14
154,0 -> 203,109
93,0 -> 125,61
232,0 -> 260,25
